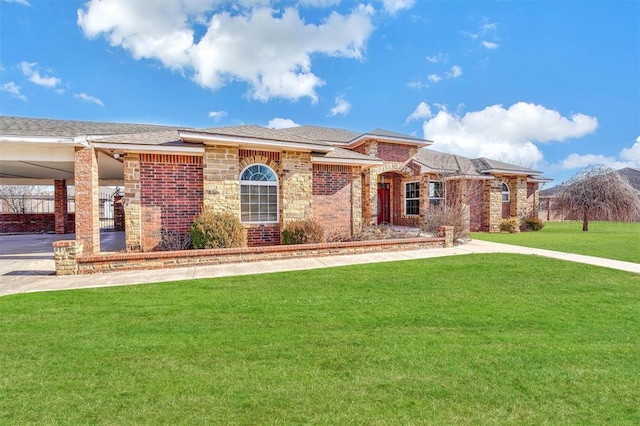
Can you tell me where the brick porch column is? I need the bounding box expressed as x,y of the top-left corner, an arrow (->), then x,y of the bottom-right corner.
54,179 -> 68,234
74,146 -> 100,254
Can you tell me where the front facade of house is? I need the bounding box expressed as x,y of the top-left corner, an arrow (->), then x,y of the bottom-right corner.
0,116 -> 551,255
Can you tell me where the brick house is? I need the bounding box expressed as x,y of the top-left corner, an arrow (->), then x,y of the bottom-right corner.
0,116 -> 551,254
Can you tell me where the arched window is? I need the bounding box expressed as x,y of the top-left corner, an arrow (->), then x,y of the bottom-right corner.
501,182 -> 510,203
240,164 -> 278,223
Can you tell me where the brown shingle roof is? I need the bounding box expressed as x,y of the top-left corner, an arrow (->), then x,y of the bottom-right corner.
0,115 -> 177,138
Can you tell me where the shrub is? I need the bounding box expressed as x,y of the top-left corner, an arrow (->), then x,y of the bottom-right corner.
158,229 -> 192,251
190,211 -> 246,249
282,220 -> 325,245
499,217 -> 520,233
523,216 -> 545,231
421,203 -> 470,241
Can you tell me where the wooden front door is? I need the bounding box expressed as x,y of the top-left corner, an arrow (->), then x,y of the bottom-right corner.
377,183 -> 390,224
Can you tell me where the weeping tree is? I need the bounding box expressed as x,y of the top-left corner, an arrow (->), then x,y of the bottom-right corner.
555,165 -> 640,231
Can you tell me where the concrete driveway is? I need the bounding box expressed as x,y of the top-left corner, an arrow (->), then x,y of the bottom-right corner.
0,232 -> 124,277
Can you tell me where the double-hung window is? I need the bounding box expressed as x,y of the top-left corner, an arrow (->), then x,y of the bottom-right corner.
429,181 -> 444,206
501,182 -> 510,203
405,182 -> 420,215
240,164 -> 278,223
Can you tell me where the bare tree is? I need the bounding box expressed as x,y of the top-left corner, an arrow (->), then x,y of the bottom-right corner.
0,185 -> 50,214
555,165 -> 640,231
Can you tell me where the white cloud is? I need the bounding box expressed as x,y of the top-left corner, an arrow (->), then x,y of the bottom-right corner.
2,0 -> 30,6
427,74 -> 441,83
406,101 -> 432,122
20,61 -> 61,88
267,117 -> 299,129
561,136 -> 640,170
406,80 -> 428,90
0,81 -> 27,101
445,65 -> 462,79
481,40 -> 499,49
74,92 -> 104,106
329,95 -> 352,116
420,102 -> 598,167
208,110 -> 227,121
620,136 -> 640,163
426,53 -> 447,63
382,0 -> 415,15
298,0 -> 341,6
77,2 -> 374,102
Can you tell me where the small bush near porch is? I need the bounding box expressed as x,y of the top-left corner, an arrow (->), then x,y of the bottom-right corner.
1,254 -> 638,424
472,221 -> 640,263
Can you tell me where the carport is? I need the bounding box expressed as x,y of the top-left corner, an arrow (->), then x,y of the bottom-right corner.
0,116 -> 174,255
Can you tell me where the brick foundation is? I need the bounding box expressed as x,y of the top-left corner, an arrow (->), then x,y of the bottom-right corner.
246,224 -> 280,247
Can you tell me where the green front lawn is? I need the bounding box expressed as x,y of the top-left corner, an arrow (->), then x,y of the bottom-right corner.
472,221 -> 640,263
1,254 -> 639,424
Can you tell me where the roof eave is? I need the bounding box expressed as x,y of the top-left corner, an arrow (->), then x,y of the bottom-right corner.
346,134 -> 432,149
179,130 -> 333,153
311,156 -> 383,167
90,141 -> 204,154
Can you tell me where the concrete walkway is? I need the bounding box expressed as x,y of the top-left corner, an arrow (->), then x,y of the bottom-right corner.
0,236 -> 638,297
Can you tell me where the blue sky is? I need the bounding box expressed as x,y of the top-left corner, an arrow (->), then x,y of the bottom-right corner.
1,0 -> 638,184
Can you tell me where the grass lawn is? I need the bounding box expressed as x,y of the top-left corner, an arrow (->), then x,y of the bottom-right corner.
472,221 -> 640,263
1,254 -> 639,424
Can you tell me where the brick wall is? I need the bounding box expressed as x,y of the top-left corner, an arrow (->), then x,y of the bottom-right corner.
246,224 -> 280,246
313,164 -> 352,239
376,142 -> 415,162
390,175 -> 421,227
467,180 -> 485,232
0,213 -> 75,233
140,154 -> 203,250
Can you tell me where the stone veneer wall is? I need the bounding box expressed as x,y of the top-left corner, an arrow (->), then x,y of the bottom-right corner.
351,167 -> 363,234
139,154 -> 203,251
281,151 -> 313,225
123,153 -> 142,252
203,146 -> 240,214
508,176 -> 528,218
484,179 -> 503,232
313,164 -> 353,239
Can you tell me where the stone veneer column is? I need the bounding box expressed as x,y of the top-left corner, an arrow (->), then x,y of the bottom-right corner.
74,147 -> 100,254
510,177 -> 528,218
123,153 -> 141,252
368,168 -> 379,226
484,179 -> 503,232
281,151 -> 312,225
54,179 -> 68,234
203,145 -> 240,214
351,167 -> 362,234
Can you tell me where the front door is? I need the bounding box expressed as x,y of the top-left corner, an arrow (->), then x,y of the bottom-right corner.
377,183 -> 390,224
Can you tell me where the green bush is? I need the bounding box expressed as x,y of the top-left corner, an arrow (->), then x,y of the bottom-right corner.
190,211 -> 246,249
499,217 -> 520,233
282,220 -> 325,245
523,216 -> 545,231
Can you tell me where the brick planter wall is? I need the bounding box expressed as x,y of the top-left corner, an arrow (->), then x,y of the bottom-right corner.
53,228 -> 454,275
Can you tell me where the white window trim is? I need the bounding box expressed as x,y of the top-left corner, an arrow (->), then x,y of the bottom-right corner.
501,182 -> 510,203
404,181 -> 420,216
429,181 -> 444,206
240,164 -> 279,224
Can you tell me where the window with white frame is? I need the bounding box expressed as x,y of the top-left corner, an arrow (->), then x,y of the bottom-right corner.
501,182 -> 510,203
429,181 -> 444,206
240,164 -> 278,223
405,181 -> 420,215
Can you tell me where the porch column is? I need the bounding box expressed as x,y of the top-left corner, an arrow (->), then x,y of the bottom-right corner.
509,177 -> 528,218
54,179 -> 68,234
351,167 -> 363,234
124,154 -> 141,252
74,146 -> 100,254
484,179 -> 502,232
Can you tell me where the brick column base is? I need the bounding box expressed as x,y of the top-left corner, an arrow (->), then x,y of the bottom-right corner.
53,240 -> 83,275
438,226 -> 454,247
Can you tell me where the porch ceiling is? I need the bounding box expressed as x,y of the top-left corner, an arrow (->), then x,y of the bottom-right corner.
0,143 -> 124,185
